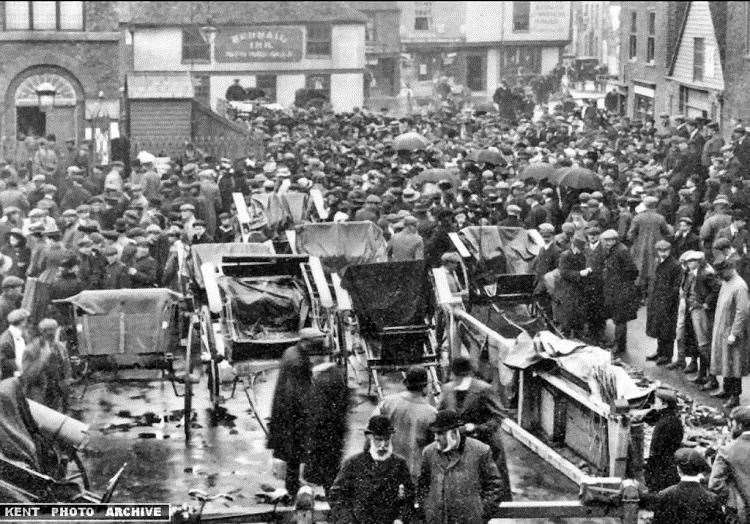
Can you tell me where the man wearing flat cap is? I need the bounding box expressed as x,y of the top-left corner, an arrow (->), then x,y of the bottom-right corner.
101,245 -> 130,289
418,408 -> 507,522
627,193 -> 672,294
388,215 -> 424,262
709,405 -> 750,522
646,447 -> 723,524
673,216 -> 700,259
0,276 -> 23,335
708,254 -> 750,409
599,229 -> 640,356
21,318 -> 71,413
700,196 -> 732,254
499,204 -> 523,227
373,366 -> 437,482
646,240 -> 683,365
0,308 -> 29,379
640,388 -> 684,493
328,415 -> 415,524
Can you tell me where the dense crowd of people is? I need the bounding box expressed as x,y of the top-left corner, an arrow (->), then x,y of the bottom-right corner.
2,86 -> 750,521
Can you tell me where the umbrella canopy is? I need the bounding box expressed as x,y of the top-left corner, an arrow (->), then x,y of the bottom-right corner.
555,167 -> 603,190
394,132 -> 430,151
519,162 -> 557,181
469,149 -> 506,166
410,168 -> 461,189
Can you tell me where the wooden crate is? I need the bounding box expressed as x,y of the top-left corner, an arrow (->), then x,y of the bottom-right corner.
564,399 -> 609,474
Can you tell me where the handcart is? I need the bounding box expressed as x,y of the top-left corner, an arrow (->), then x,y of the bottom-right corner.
448,225 -> 557,336
198,251 -> 334,418
0,377 -> 126,503
53,289 -> 195,438
339,259 -> 441,400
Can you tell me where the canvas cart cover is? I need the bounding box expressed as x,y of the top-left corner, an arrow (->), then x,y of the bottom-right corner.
0,378 -> 39,471
341,260 -> 427,334
60,289 -> 182,356
191,243 -> 274,288
295,221 -> 388,273
283,192 -> 308,224
459,226 -> 543,274
219,276 -> 305,327
253,193 -> 292,234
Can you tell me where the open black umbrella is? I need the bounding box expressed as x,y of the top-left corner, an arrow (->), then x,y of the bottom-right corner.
555,167 -> 603,190
519,162 -> 557,181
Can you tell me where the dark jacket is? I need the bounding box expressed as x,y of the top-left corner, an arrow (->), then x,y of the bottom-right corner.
644,407 -> 684,493
646,255 -> 682,341
267,345 -> 311,463
102,260 -> 131,289
556,249 -> 589,330
0,329 -> 19,379
672,230 -> 700,259
600,242 -> 639,323
329,451 -> 414,524
128,255 -> 158,288
303,364 -> 350,490
650,481 -> 724,524
419,436 -> 505,523
1,244 -> 30,280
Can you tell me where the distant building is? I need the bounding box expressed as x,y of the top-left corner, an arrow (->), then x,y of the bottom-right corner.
398,1 -> 571,99
122,1 -> 367,113
568,1 -> 620,75
0,1 -> 122,148
349,2 -> 401,99
723,2 -> 750,128
616,1 -> 686,119
664,1 -> 725,123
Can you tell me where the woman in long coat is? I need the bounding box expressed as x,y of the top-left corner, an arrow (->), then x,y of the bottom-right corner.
556,238 -> 588,337
600,232 -> 640,355
627,198 -> 672,290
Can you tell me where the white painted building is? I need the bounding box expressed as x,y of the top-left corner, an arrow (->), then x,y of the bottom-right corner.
122,2 -> 367,113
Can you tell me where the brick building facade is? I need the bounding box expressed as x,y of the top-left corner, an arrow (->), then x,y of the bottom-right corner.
0,1 -> 122,152
616,1 -> 686,119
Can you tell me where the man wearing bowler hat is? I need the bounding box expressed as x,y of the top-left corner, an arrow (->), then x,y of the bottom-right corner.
418,409 -> 506,522
329,415 -> 414,524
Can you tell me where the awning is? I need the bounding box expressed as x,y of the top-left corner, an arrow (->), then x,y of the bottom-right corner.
127,73 -> 194,100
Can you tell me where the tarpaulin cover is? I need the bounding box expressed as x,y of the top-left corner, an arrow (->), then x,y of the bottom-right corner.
59,289 -> 181,356
341,260 -> 427,334
253,193 -> 291,233
460,226 -> 543,274
296,221 -> 388,274
219,276 -> 305,328
191,243 -> 274,288
0,378 -> 39,471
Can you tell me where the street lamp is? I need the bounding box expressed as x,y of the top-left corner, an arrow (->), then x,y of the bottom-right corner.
35,82 -> 57,109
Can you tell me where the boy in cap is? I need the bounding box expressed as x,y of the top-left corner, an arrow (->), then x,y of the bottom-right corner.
126,240 -> 158,288
329,415 -> 414,524
101,245 -> 130,289
647,448 -> 722,524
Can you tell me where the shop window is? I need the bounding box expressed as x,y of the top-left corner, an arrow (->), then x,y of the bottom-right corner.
256,75 -> 276,102
182,27 -> 210,61
414,1 -> 432,31
306,74 -> 330,95
306,23 -> 331,56
513,1 -> 530,32
4,1 -> 83,31
646,11 -> 655,64
693,37 -> 704,82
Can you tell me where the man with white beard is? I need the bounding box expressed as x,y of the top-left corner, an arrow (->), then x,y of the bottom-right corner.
329,415 -> 414,524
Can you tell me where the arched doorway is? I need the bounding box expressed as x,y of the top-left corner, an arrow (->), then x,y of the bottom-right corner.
13,69 -> 81,142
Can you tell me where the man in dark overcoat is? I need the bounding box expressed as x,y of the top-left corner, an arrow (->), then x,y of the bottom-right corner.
267,329 -> 325,499
646,240 -> 683,365
642,389 -> 684,493
556,236 -> 589,337
328,415 -> 414,524
598,229 -> 639,356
